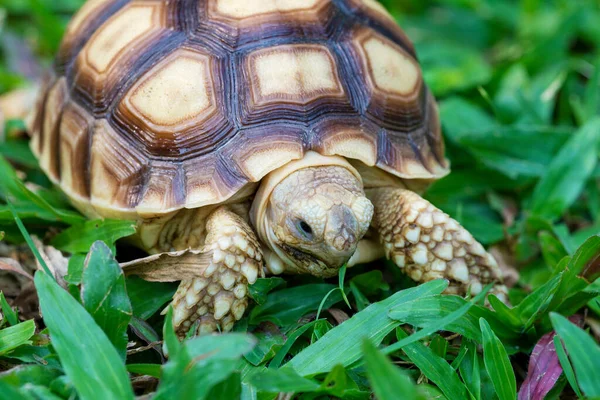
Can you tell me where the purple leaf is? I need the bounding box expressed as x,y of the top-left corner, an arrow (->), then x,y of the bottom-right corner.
519,315 -> 583,400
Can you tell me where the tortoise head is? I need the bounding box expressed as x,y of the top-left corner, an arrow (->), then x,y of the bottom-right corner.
251,152 -> 373,277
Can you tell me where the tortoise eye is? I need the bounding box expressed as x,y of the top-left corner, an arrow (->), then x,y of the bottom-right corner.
296,220 -> 314,239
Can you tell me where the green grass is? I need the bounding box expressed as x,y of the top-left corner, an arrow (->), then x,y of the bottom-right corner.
1,0 -> 600,398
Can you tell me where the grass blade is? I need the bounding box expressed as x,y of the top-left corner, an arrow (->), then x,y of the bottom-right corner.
550,313 -> 600,397
552,335 -> 583,398
388,293 -> 518,342
126,364 -> 162,378
395,327 -> 468,400
385,284 -> 490,354
362,339 -> 424,400
269,320 -> 319,368
479,318 -> 517,400
286,280 -> 448,376
7,200 -> 52,278
0,292 -> 19,326
0,320 -> 35,355
459,339 -> 481,400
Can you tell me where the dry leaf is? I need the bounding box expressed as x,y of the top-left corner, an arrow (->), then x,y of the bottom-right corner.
327,308 -> 350,325
120,248 -> 211,282
490,244 -> 520,288
32,237 -> 69,289
586,317 -> 600,343
0,244 -> 37,304
0,257 -> 33,280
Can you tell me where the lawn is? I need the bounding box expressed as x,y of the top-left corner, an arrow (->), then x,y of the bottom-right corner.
0,0 -> 599,399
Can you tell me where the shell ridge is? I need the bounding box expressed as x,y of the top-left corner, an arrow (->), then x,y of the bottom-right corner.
39,0 -> 447,215
57,0 -> 130,75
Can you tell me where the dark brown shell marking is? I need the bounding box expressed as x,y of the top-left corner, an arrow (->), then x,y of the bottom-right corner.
29,0 -> 448,214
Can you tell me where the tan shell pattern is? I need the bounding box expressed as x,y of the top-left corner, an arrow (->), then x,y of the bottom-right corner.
29,0 -> 448,214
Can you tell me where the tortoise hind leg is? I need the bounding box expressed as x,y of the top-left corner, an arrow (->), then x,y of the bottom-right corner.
367,188 -> 507,301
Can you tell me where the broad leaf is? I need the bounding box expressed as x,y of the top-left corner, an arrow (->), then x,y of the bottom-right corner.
518,329 -> 565,400
81,241 -> 132,359
154,332 -> 256,400
530,118 -> 600,220
250,283 -> 343,327
248,278 -> 286,305
51,219 -> 136,254
35,272 -> 134,400
126,277 -> 177,320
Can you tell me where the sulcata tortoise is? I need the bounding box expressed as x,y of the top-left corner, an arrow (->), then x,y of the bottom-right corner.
26,0 -> 507,336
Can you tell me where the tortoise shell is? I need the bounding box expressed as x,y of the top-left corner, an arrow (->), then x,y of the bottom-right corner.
28,0 -> 448,216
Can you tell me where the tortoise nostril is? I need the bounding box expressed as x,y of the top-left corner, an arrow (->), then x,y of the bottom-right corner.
327,205 -> 360,252
331,204 -> 358,233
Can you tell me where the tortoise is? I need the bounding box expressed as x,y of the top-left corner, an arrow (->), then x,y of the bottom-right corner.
24,0 -> 507,336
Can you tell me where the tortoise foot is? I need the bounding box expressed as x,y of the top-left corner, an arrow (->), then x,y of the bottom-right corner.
368,188 -> 508,302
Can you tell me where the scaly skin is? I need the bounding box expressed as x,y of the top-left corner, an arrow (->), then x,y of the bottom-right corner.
367,188 -> 508,301
118,160 -> 508,336
261,165 -> 373,277
170,207 -> 263,337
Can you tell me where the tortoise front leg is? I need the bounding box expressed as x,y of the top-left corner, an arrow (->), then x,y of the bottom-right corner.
367,188 -> 507,301
169,206 -> 264,336
124,206 -> 263,337
123,207 -> 263,337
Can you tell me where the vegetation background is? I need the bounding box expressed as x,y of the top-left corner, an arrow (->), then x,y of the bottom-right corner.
0,0 -> 599,399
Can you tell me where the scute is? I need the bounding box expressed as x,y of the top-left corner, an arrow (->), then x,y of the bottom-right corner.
57,0 -> 120,70
212,0 -> 322,19
229,127 -> 306,182
73,0 -> 170,110
315,122 -> 378,167
203,0 -> 333,45
59,101 -> 93,199
64,0 -> 111,40
39,78 -> 68,181
246,44 -> 345,106
347,28 -> 424,127
120,47 -> 217,135
362,34 -> 421,97
89,119 -> 147,210
29,0 -> 448,217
